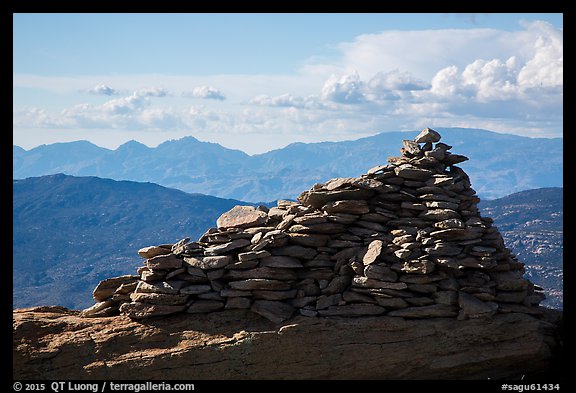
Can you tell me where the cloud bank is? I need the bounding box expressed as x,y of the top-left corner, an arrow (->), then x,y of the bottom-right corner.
13,20 -> 562,151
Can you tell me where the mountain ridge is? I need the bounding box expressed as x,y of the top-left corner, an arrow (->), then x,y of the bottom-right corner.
13,127 -> 563,201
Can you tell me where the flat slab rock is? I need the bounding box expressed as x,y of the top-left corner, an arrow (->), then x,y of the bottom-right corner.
216,205 -> 268,229
13,306 -> 561,380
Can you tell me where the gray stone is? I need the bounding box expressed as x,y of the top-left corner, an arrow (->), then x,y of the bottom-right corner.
342,290 -> 377,304
429,228 -> 483,241
325,177 -> 355,190
434,219 -> 465,229
394,164 -> 434,180
326,213 -> 359,224
402,260 -> 435,274
425,176 -> 454,187
220,288 -> 251,297
229,279 -> 291,291
392,234 -> 414,246
495,290 -> 528,304
275,214 -> 295,230
394,249 -> 412,260
419,209 -> 460,221
224,267 -> 297,281
186,300 -> 224,314
138,246 -> 172,259
204,239 -> 250,256
129,292 -> 189,305
270,245 -> 317,260
353,277 -> 408,290
366,164 -> 392,175
267,207 -> 287,221
352,178 -> 389,191
316,294 -> 343,310
434,291 -> 459,305
426,243 -> 463,256
360,213 -> 391,223
93,275 -> 140,302
299,309 -> 319,317
288,233 -> 330,247
401,202 -> 427,211
322,275 -> 352,295
180,285 -> 213,295
184,255 -> 233,270
251,300 -> 294,323
354,220 -> 388,232
165,267 -> 187,280
362,240 -> 384,265
119,302 -> 186,319
293,214 -> 328,226
322,200 -> 370,215
443,153 -> 469,165
459,292 -> 498,318
290,296 -> 317,308
216,205 -> 268,229
490,271 -> 528,291
252,290 -> 298,300
140,269 -> 165,282
289,222 -> 348,234
406,297 -> 436,306
413,127 -> 441,143
224,260 -> 259,270
197,291 -> 224,301
330,247 -> 363,261
364,265 -> 398,282
238,250 -> 271,262
399,274 -> 446,284
402,140 -> 422,156
298,189 -> 375,209
260,256 -> 304,269
388,304 -> 458,318
425,201 -> 460,210
134,281 -> 181,295
408,284 -> 438,294
206,269 -> 224,280
375,297 -> 409,309
297,269 -> 335,281
225,297 -> 252,309
80,300 -> 117,317
146,254 -> 183,270
318,304 -> 386,317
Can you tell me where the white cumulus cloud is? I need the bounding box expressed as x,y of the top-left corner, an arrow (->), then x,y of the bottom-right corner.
87,84 -> 118,96
321,72 -> 365,104
186,86 -> 226,100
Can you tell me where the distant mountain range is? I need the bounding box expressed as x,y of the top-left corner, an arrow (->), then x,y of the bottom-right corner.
13,128 -> 562,201
13,175 -> 563,310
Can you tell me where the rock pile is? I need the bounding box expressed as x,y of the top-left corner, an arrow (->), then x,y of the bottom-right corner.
82,128 -> 545,323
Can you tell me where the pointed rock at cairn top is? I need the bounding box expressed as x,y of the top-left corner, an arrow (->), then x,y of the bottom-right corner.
414,127 -> 442,143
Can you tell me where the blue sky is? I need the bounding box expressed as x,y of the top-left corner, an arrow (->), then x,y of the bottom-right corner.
13,13 -> 563,154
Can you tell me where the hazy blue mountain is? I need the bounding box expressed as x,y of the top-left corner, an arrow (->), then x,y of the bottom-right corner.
13,128 -> 562,202
13,174 -> 247,310
480,187 -> 563,309
13,174 -> 562,311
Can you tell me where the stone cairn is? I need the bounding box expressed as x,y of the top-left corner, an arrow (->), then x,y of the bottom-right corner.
82,128 -> 545,323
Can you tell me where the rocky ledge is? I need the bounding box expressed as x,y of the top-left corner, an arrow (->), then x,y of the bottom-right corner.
13,305 -> 561,380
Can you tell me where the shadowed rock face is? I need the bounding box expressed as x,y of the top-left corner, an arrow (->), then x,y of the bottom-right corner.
81,128 -> 546,323
13,306 -> 562,380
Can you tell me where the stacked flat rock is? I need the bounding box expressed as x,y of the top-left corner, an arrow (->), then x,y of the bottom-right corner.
82,128 -> 545,323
